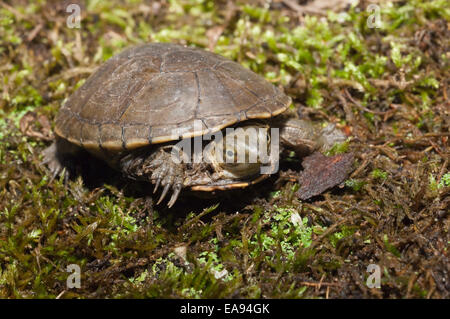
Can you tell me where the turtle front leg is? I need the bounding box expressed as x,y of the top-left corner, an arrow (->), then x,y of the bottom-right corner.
148,149 -> 185,207
41,137 -> 82,181
42,142 -> 65,180
120,147 -> 185,208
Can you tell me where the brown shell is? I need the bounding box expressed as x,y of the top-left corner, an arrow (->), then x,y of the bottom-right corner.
55,43 -> 291,151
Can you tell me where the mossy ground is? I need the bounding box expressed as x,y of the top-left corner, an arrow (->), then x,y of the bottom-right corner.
0,0 -> 448,298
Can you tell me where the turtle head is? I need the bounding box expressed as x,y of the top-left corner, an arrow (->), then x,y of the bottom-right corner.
205,125 -> 272,180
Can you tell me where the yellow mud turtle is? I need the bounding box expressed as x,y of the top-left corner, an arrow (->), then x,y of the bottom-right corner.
43,43 -> 346,207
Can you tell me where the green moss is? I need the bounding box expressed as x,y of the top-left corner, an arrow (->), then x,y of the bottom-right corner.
371,169 -> 388,180
329,226 -> 357,248
438,173 -> 450,188
383,234 -> 402,258
0,0 -> 448,299
248,206 -> 315,266
345,179 -> 366,192
325,140 -> 350,156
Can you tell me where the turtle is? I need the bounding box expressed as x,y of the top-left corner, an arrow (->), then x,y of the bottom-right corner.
43,43 -> 346,208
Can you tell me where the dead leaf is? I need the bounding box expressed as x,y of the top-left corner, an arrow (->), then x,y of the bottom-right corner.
19,111 -> 54,141
296,152 -> 354,200
206,26 -> 225,51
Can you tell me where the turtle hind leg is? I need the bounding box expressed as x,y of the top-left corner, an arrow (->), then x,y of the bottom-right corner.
120,147 -> 185,208
41,137 -> 82,181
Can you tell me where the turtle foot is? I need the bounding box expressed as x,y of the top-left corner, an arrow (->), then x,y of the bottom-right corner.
121,148 -> 185,208
41,142 -> 67,181
148,150 -> 184,208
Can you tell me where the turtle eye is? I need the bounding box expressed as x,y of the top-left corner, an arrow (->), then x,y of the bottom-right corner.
224,148 -> 236,163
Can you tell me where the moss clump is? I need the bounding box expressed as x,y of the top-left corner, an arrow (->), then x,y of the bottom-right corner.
0,0 -> 448,298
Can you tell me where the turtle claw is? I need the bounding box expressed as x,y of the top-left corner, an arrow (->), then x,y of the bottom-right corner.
153,177 -> 161,193
143,149 -> 185,207
167,184 -> 182,208
121,148 -> 185,207
153,172 -> 184,207
157,183 -> 171,205
50,167 -> 68,183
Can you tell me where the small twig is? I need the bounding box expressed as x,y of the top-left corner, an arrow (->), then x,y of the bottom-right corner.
317,274 -> 326,292
350,150 -> 379,178
178,203 -> 219,231
344,89 -> 389,116
299,281 -> 341,287
0,1 -> 26,20
437,158 -> 448,185
206,1 -> 237,51
406,272 -> 418,298
55,290 -> 66,299
45,66 -> 97,83
369,76 -> 415,90
310,214 -> 353,249
27,23 -> 43,42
